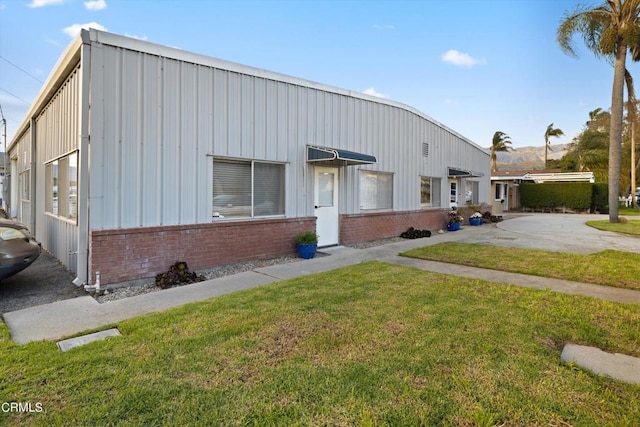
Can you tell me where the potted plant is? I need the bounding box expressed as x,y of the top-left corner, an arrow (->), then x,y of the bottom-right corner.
469,211 -> 483,226
447,210 -> 463,231
295,231 -> 319,259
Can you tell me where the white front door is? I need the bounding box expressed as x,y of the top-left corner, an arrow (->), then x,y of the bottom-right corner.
314,167 -> 339,247
449,178 -> 458,208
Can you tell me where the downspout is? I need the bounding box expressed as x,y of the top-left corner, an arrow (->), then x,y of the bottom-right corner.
73,32 -> 91,287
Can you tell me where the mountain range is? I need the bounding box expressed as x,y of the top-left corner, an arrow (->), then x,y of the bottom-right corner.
488,143 -> 571,171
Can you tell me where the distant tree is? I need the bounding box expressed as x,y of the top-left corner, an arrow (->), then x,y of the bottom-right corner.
586,108 -> 611,131
588,108 -> 603,125
490,131 -> 513,172
544,123 -> 564,167
558,0 -> 640,223
562,110 -> 610,181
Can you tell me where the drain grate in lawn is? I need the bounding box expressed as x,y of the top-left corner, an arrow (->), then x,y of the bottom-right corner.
57,328 -> 122,352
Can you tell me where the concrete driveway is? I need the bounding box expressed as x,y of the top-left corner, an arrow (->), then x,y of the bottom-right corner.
0,250 -> 84,314
467,213 -> 640,254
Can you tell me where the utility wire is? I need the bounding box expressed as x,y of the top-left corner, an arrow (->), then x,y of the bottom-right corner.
0,87 -> 32,105
0,55 -> 44,84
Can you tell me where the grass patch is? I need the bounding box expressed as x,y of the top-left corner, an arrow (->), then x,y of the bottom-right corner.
588,219 -> 640,236
618,206 -> 640,216
1,262 -> 639,425
402,243 -> 640,290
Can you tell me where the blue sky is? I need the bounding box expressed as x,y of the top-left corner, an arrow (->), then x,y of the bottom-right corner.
0,0 -> 636,149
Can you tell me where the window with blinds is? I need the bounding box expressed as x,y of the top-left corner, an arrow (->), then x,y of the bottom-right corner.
212,158 -> 285,219
359,170 -> 393,210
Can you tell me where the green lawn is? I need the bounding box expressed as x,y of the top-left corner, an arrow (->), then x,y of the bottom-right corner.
618,206 -> 640,216
402,243 -> 640,291
588,218 -> 640,236
1,261 -> 639,425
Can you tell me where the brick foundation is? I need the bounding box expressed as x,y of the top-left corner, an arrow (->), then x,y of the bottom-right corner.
339,209 -> 447,245
89,217 -> 316,285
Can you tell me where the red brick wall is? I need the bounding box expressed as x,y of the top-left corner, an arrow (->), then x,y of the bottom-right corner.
339,209 -> 447,244
89,217 -> 316,285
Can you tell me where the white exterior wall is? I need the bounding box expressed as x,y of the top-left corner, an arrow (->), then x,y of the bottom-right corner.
9,65 -> 81,272
9,30 -> 489,279
87,35 -> 489,230
34,66 -> 82,271
11,128 -> 31,225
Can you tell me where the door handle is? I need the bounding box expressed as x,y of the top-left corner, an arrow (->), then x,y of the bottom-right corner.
314,205 -> 319,209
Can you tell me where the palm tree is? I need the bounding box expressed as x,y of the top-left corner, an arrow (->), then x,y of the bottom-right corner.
490,131 -> 513,172
544,123 -> 564,167
587,108 -> 611,131
625,68 -> 638,206
558,0 -> 640,223
589,108 -> 604,123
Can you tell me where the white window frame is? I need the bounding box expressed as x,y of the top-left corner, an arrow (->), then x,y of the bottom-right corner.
212,157 -> 286,220
359,170 -> 393,211
420,176 -> 441,208
45,151 -> 78,222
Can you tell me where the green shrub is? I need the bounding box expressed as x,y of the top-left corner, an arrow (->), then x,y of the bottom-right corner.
591,183 -> 608,213
520,182 -> 593,210
295,231 -> 318,244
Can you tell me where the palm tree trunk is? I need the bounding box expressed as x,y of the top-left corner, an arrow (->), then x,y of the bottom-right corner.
609,46 -> 627,223
626,70 -> 637,208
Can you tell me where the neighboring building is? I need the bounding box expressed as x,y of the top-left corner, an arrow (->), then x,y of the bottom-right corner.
8,29 -> 490,287
491,169 -> 595,212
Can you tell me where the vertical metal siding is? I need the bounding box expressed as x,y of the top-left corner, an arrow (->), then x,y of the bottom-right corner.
89,42 -> 489,230
26,66 -> 81,269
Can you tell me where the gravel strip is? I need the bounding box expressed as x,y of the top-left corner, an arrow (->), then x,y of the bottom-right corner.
93,237 -> 407,303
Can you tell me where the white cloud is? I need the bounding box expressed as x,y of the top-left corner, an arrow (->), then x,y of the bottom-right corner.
27,0 -> 64,8
372,24 -> 394,30
363,88 -> 386,98
441,49 -> 484,67
125,33 -> 148,41
63,22 -> 107,37
84,0 -> 106,10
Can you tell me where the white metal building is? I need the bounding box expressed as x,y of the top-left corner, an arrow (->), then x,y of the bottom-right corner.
8,29 -> 490,287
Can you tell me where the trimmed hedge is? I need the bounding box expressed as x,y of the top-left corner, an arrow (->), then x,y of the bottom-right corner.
591,183 -> 609,213
520,182 -> 601,211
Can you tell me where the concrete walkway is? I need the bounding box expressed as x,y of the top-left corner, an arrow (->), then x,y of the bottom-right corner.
3,213 -> 640,383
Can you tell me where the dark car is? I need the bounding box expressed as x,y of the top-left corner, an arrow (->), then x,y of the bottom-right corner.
0,219 -> 41,280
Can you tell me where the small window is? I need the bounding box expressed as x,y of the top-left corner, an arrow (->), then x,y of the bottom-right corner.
212,158 -> 285,219
68,153 -> 78,220
420,176 -> 441,207
20,171 -> 30,201
466,180 -> 479,204
46,160 -> 59,215
45,151 -> 78,221
360,170 -> 393,210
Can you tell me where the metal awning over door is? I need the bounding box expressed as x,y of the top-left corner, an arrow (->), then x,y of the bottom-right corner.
307,145 -> 377,166
448,167 -> 484,177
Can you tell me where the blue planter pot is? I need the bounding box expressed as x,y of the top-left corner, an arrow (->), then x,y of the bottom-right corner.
297,243 -> 317,259
447,222 -> 461,232
469,217 -> 482,226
